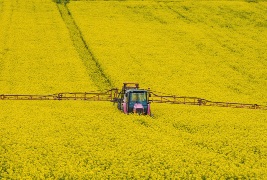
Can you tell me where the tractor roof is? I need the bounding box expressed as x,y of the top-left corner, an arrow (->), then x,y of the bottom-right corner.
125,89 -> 147,93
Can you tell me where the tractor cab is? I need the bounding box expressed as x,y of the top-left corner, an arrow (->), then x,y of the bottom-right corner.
117,83 -> 151,115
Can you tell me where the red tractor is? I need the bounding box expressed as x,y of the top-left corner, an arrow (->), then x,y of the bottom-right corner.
116,83 -> 151,115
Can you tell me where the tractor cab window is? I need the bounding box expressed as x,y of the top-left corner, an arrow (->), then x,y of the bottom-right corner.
130,92 -> 147,102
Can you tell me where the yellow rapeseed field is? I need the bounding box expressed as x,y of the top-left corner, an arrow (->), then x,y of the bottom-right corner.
1,0 -> 267,179
1,101 -> 267,179
68,1 -> 267,104
0,0 -> 97,94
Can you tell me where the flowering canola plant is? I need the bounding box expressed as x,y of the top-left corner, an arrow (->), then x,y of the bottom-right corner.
1,101 -> 267,179
68,1 -> 267,104
0,0 -> 267,179
0,0 -> 97,94
0,101 -> 267,179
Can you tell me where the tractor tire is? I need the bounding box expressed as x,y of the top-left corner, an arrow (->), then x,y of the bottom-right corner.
117,99 -> 122,111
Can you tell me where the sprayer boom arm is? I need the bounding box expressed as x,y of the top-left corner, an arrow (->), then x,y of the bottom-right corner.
1,87 -> 266,110
148,91 -> 267,110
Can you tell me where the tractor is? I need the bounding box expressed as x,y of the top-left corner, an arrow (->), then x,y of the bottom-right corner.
116,83 -> 151,115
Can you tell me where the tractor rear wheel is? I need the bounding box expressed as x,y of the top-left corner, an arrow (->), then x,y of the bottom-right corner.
117,99 -> 122,111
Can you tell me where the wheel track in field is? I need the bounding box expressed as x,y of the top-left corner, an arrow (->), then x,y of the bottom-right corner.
0,0 -> 14,75
56,3 -> 113,91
